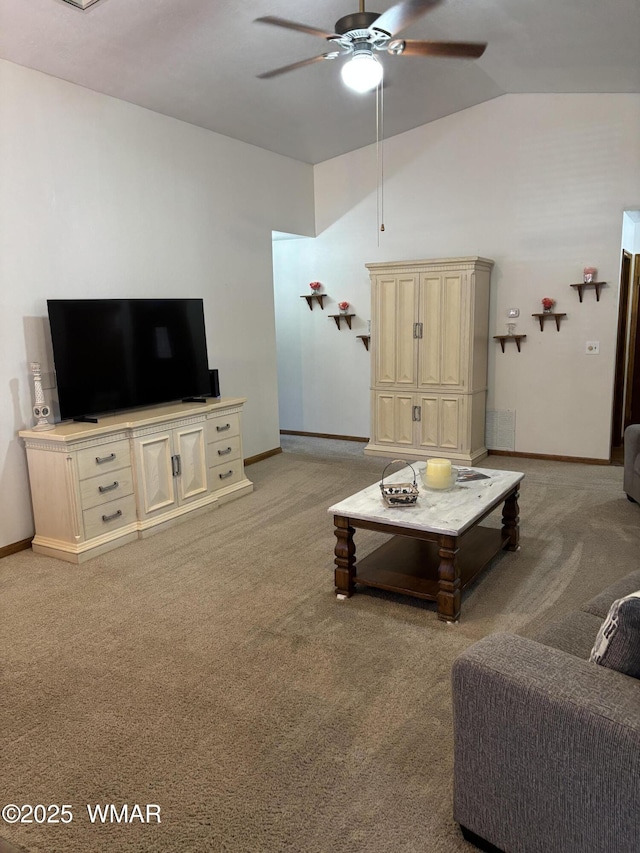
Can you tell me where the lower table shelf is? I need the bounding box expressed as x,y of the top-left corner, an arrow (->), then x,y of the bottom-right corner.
353,526 -> 509,601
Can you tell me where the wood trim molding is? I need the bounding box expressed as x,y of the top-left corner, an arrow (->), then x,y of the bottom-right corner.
489,450 -> 610,466
0,537 -> 33,559
244,447 -> 282,466
280,430 -> 369,443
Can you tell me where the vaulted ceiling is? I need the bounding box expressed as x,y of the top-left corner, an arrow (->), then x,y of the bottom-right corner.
1,0 -> 638,164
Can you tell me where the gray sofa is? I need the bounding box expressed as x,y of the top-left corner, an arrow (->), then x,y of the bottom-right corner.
452,569 -> 640,853
624,423 -> 640,503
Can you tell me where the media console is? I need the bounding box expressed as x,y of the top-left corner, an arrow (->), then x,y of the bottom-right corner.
19,397 -> 253,563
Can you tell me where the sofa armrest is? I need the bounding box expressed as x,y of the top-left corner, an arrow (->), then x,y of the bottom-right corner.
452,633 -> 640,853
624,424 -> 640,499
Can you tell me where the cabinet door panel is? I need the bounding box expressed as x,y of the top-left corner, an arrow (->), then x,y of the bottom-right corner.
175,426 -> 208,504
441,274 -> 463,386
418,275 -> 442,386
396,276 -> 417,385
374,276 -> 416,386
417,396 -> 439,448
394,394 -> 415,445
136,434 -> 175,516
375,278 -> 398,384
439,397 -> 461,450
375,393 -> 395,443
375,392 -> 414,445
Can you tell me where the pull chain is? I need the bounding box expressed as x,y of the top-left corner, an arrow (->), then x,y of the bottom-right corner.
376,77 -> 385,244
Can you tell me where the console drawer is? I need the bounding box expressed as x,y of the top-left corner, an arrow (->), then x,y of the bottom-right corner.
79,468 -> 134,510
207,413 -> 240,442
83,494 -> 137,540
206,435 -> 241,468
77,439 -> 131,481
209,459 -> 244,491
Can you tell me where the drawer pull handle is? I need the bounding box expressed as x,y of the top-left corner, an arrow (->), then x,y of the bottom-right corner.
171,454 -> 181,477
218,446 -> 233,456
98,481 -> 119,493
216,423 -> 231,432
219,469 -> 234,480
95,452 -> 116,464
102,509 -> 123,523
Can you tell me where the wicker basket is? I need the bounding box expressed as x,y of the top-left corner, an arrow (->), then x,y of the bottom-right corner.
380,460 -> 419,507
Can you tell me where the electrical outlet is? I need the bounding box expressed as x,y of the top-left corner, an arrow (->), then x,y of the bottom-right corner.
508,308 -> 520,318
586,341 -> 600,354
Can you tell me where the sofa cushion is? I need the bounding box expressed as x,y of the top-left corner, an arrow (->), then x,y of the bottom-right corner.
590,593 -> 640,678
533,609 -> 604,660
582,569 -> 640,618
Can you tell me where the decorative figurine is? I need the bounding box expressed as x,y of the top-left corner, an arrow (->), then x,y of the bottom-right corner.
30,362 -> 55,430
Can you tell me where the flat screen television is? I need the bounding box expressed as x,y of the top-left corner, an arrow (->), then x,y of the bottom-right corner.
47,298 -> 211,421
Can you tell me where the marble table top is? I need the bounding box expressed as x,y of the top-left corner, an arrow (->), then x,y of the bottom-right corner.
328,462 -> 524,537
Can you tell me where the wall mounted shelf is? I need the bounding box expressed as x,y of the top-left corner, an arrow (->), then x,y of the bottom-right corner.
494,335 -> 526,352
570,281 -> 606,302
532,312 -> 567,331
357,335 -> 370,351
329,313 -> 355,330
301,294 -> 325,310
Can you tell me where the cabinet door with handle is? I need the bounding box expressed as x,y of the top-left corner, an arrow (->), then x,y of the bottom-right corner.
134,425 -> 207,516
418,272 -> 465,389
415,394 -> 464,452
373,275 -> 418,386
373,391 -> 414,446
134,432 -> 175,517
174,425 -> 208,505
415,395 -> 439,449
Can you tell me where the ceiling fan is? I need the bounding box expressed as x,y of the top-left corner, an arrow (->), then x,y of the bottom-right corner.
255,0 -> 487,93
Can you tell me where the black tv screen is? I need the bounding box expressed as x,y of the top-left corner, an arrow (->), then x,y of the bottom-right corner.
47,298 -> 210,420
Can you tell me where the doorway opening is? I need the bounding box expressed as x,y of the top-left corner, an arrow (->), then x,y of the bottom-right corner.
271,230 -> 307,434
611,211 -> 640,462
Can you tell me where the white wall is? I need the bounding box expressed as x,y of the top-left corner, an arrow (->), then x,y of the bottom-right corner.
0,59 -> 315,549
274,94 -> 640,459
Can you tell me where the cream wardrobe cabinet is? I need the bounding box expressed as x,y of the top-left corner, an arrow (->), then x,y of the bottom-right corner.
365,257 -> 493,465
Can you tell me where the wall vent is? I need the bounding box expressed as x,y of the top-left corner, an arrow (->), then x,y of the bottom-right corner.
486,410 -> 516,451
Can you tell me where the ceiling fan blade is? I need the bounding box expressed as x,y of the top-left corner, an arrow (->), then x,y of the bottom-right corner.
254,16 -> 339,40
390,39 -> 487,58
257,54 -> 334,80
371,0 -> 443,37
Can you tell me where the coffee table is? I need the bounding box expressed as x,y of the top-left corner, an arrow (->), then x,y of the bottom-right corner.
328,463 -> 524,622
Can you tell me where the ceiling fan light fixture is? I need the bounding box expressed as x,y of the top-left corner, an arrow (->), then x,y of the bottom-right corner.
341,53 -> 383,93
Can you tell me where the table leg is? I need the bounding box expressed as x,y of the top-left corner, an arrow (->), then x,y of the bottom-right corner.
502,487 -> 520,551
436,534 -> 461,622
334,515 -> 356,597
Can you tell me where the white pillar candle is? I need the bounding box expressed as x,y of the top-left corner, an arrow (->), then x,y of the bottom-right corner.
426,458 -> 452,488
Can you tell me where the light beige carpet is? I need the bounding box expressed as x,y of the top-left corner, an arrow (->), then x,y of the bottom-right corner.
1,437 -> 637,853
